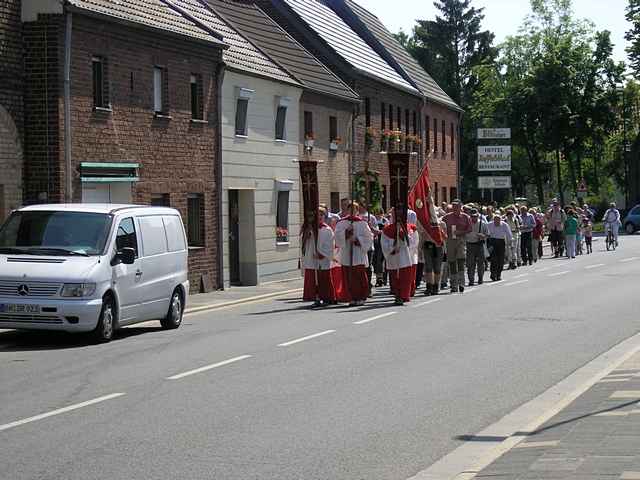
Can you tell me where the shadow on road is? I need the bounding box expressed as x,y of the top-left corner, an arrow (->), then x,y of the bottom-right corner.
0,324 -> 164,351
454,398 -> 640,443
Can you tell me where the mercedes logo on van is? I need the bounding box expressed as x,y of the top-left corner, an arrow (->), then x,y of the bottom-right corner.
17,284 -> 29,296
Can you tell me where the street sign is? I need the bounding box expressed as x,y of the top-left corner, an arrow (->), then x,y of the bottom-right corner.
477,128 -> 511,140
478,146 -> 511,171
478,176 -> 512,189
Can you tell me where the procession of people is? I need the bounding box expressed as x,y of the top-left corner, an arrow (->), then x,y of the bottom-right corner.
298,157 -> 613,308
299,193 -> 614,308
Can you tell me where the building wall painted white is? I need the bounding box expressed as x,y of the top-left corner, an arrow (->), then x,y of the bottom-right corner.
221,70 -> 303,286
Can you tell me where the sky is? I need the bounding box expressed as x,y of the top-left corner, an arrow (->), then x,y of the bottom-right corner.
356,0 -> 631,64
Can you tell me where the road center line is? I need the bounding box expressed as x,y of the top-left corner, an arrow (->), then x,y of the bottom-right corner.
585,263 -> 605,270
277,330 -> 336,347
503,279 -> 530,287
167,355 -> 252,380
513,273 -> 529,279
621,257 -> 639,263
0,393 -> 126,433
412,298 -> 443,308
548,270 -> 571,277
354,311 -> 397,324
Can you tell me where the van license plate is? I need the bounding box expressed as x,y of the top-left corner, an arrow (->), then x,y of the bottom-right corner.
0,304 -> 40,314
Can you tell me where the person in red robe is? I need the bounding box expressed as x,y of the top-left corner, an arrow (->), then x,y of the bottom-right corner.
301,208 -> 336,308
334,202 -> 374,306
381,213 -> 419,305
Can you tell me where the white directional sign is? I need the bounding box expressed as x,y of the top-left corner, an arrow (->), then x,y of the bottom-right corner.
477,128 -> 511,139
478,176 -> 512,189
478,146 -> 511,171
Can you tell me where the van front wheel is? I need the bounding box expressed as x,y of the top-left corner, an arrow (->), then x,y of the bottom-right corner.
91,295 -> 116,343
161,289 -> 183,330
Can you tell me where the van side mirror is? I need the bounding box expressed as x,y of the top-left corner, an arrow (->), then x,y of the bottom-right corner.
112,247 -> 136,266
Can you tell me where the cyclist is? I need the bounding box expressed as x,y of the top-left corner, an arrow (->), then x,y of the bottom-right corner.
602,202 -> 621,247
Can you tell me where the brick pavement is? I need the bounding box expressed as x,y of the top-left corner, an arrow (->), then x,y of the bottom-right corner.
476,350 -> 640,479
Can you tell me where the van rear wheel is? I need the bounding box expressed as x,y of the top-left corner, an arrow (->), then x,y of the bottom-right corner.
161,289 -> 183,330
91,295 -> 116,343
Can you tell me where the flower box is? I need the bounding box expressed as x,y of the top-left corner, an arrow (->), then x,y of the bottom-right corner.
276,227 -> 289,243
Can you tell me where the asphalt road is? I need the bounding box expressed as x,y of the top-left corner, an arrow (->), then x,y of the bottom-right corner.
1,236 -> 639,480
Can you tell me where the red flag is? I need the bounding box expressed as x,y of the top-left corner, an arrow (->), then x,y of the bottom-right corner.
408,164 -> 444,245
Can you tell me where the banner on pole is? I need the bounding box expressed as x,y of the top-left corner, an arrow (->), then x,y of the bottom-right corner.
478,146 -> 511,171
299,161 -> 319,235
388,153 -> 410,224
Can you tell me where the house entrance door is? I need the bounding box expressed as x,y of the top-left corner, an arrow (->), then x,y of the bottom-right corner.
228,189 -> 241,285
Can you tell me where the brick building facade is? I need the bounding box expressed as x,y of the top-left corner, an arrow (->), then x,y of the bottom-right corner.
22,1 -> 226,291
258,0 -> 461,210
0,0 -> 24,221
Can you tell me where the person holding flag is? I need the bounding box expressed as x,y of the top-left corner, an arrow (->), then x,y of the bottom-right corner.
408,165 -> 447,295
335,202 -> 374,306
381,209 -> 419,305
301,207 -> 336,308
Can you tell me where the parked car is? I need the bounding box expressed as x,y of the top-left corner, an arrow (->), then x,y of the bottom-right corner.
623,204 -> 640,234
0,204 -> 189,342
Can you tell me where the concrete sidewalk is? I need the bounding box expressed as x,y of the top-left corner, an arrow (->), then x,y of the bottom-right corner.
475,350 -> 640,479
185,276 -> 303,314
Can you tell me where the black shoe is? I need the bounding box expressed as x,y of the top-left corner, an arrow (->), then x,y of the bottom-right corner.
459,286 -> 465,293
424,284 -> 432,296
394,297 -> 404,305
497,276 -> 502,281
468,281 -> 475,287
312,300 -> 322,308
478,279 -> 483,285
450,286 -> 459,293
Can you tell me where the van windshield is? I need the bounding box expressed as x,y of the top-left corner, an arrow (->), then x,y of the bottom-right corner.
0,211 -> 112,256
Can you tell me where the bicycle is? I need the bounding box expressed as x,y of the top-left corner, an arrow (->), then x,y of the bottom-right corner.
605,223 -> 617,251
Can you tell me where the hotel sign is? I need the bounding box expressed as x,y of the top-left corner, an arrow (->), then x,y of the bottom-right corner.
478,146 -> 511,171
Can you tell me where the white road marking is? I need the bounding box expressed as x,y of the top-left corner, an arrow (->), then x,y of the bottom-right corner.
548,270 -> 570,277
0,393 -> 125,433
277,330 -> 336,347
503,279 -> 529,287
167,355 -> 252,380
534,267 -> 551,273
513,273 -> 529,279
412,298 -> 443,308
353,311 -> 397,324
621,257 -> 639,263
514,440 -> 560,449
610,390 -> 640,399
484,280 -> 504,286
585,263 -> 605,270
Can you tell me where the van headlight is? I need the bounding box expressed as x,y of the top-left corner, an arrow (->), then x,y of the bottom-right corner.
61,283 -> 96,298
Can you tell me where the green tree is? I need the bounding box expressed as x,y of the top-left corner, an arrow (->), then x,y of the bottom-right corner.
626,0 -> 640,77
410,0 -> 498,106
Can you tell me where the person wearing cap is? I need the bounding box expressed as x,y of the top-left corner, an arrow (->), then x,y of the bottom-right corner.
442,199 -> 472,293
487,214 -> 513,281
465,209 -> 488,286
602,202 -> 621,247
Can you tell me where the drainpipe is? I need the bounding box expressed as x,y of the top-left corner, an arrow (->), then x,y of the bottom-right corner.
215,61 -> 226,290
63,10 -> 73,203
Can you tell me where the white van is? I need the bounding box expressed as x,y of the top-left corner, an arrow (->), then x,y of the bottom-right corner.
0,204 -> 189,342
